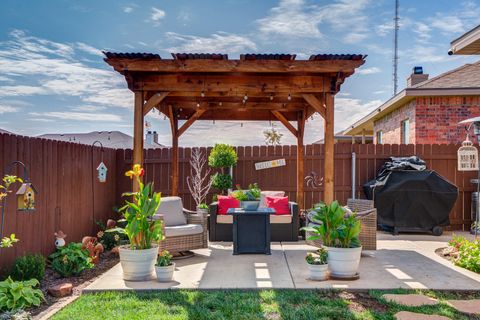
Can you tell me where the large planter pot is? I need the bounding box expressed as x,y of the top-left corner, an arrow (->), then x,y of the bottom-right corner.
118,245 -> 158,281
196,207 -> 209,216
240,201 -> 260,211
307,263 -> 329,281
155,263 -> 176,282
326,246 -> 362,278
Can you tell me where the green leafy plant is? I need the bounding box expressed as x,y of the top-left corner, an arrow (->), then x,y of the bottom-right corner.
49,242 -> 94,277
448,235 -> 480,273
301,201 -> 361,248
231,183 -> 261,201
96,220 -> 127,251
109,164 -> 163,250
208,144 -> 238,168
1,175 -> 23,249
10,254 -> 46,282
1,234 -> 19,248
0,277 -> 44,312
197,203 -> 209,210
211,173 -> 232,191
305,247 -> 328,265
156,250 -> 173,267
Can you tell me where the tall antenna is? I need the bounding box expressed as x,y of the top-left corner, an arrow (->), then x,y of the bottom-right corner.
393,0 -> 399,95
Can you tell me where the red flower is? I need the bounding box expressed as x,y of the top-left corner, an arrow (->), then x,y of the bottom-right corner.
139,168 -> 145,177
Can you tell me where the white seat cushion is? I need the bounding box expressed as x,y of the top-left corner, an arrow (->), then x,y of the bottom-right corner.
216,214 -> 292,224
165,224 -> 203,237
156,196 -> 187,227
259,191 -> 285,208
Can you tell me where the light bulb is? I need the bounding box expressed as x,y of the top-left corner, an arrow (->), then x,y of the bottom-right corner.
244,94 -> 248,100
287,93 -> 292,101
270,94 -> 274,101
196,103 -> 200,108
219,102 -> 223,106
201,91 -> 205,97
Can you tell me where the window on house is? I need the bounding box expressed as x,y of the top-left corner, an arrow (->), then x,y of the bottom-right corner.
401,119 -> 410,144
376,131 -> 383,144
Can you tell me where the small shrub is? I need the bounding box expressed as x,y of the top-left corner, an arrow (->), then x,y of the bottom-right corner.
197,203 -> 209,210
0,277 -> 44,312
305,247 -> 328,265
96,220 -> 127,251
208,144 -> 237,168
211,173 -> 232,191
10,254 -> 46,282
156,251 -> 173,267
449,235 -> 480,273
49,243 -> 94,277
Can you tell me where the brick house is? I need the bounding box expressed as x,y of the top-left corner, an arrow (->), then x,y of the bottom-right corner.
343,61 -> 480,144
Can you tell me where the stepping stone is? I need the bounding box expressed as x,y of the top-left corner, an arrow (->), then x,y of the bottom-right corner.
394,311 -> 450,320
383,294 -> 439,307
48,283 -> 73,298
446,299 -> 480,315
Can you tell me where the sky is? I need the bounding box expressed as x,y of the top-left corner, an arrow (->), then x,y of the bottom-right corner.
0,0 -> 479,146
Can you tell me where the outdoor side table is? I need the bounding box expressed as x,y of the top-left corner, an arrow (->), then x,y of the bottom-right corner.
227,207 -> 275,255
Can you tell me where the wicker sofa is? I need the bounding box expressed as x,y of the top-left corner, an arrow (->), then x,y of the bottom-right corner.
209,201 -> 299,242
306,198 -> 377,250
153,196 -> 208,254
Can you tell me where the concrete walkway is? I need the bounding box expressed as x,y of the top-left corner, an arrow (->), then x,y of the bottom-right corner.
84,232 -> 480,292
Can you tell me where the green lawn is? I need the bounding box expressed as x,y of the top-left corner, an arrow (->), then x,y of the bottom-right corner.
51,290 -> 479,320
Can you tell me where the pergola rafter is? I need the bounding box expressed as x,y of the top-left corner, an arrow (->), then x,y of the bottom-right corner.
104,52 -> 366,208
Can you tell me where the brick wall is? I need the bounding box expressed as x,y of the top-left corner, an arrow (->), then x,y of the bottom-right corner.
415,96 -> 480,144
374,100 -> 416,144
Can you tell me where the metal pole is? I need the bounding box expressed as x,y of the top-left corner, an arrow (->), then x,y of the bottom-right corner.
352,152 -> 356,199
91,141 -> 104,234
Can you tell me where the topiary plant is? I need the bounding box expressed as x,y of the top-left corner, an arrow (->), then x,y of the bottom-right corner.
10,254 -> 46,282
208,144 -> 237,168
211,173 -> 232,191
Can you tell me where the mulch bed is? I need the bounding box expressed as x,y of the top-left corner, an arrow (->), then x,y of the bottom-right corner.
30,251 -> 119,318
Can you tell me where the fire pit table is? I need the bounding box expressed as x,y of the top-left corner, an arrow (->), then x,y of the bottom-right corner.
227,207 -> 275,255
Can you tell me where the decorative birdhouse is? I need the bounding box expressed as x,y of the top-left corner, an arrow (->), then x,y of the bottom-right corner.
16,182 -> 37,211
97,162 -> 108,183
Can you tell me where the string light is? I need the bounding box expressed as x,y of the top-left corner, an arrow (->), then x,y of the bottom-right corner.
244,94 -> 248,101
269,94 -> 274,101
287,93 -> 292,101
219,102 -> 223,106
196,102 -> 200,108
201,91 -> 205,97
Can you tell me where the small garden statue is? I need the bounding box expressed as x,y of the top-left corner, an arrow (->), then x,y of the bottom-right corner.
81,236 -> 104,264
54,230 -> 67,248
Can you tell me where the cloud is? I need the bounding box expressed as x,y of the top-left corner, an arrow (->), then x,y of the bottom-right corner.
356,67 -> 381,75
123,5 -> 134,13
71,105 -> 107,112
149,7 -> 166,26
0,30 -> 132,109
335,98 -> 382,131
430,14 -> 464,34
29,111 -> 123,122
343,33 -> 368,44
0,105 -> 18,114
76,42 -> 102,56
165,32 -> 257,53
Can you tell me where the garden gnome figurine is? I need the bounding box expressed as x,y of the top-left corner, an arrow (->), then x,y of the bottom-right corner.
54,231 -> 67,248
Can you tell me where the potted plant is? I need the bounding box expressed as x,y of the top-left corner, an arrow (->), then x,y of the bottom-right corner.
306,247 -> 329,281
109,164 -> 163,281
155,250 -> 175,282
232,183 -> 261,210
302,201 -> 362,278
197,203 -> 209,216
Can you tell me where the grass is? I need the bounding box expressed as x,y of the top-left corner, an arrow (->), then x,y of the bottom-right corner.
50,289 -> 480,320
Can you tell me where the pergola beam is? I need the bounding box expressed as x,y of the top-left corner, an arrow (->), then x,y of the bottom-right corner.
177,109 -> 206,137
143,92 -> 169,115
271,110 -> 298,137
302,94 -> 326,119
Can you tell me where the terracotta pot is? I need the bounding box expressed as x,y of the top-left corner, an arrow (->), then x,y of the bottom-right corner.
326,246 -> 362,278
118,245 -> 158,281
307,263 -> 329,281
155,263 -> 175,282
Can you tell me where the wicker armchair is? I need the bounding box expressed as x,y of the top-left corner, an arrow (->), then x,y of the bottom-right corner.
305,198 -> 377,250
153,197 -> 208,254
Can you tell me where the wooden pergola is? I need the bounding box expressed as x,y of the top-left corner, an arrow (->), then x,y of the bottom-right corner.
104,52 -> 366,208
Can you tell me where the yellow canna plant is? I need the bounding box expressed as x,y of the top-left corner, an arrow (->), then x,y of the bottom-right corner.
108,165 -> 163,250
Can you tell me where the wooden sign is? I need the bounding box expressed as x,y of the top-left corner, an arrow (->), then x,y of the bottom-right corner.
255,159 -> 286,170
458,140 -> 479,171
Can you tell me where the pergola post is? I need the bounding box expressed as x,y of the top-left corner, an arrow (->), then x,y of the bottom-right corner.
297,111 -> 305,210
324,93 -> 335,204
133,91 -> 144,191
171,120 -> 179,196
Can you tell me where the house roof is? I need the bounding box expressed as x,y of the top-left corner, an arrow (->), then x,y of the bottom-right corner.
38,131 -> 164,149
450,25 -> 480,55
0,128 -> 12,134
343,61 -> 480,136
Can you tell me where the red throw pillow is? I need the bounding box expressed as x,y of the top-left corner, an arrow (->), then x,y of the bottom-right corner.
217,195 -> 240,215
265,196 -> 290,215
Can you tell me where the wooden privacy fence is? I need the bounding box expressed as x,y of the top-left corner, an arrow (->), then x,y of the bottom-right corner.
117,143 -> 476,230
0,133 -> 117,270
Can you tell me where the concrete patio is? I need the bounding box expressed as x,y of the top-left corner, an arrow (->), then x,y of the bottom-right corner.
84,232 -> 480,292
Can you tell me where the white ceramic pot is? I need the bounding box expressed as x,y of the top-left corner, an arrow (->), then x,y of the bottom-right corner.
118,245 -> 158,281
326,246 -> 362,278
307,263 -> 329,281
155,263 -> 176,282
196,207 -> 209,216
